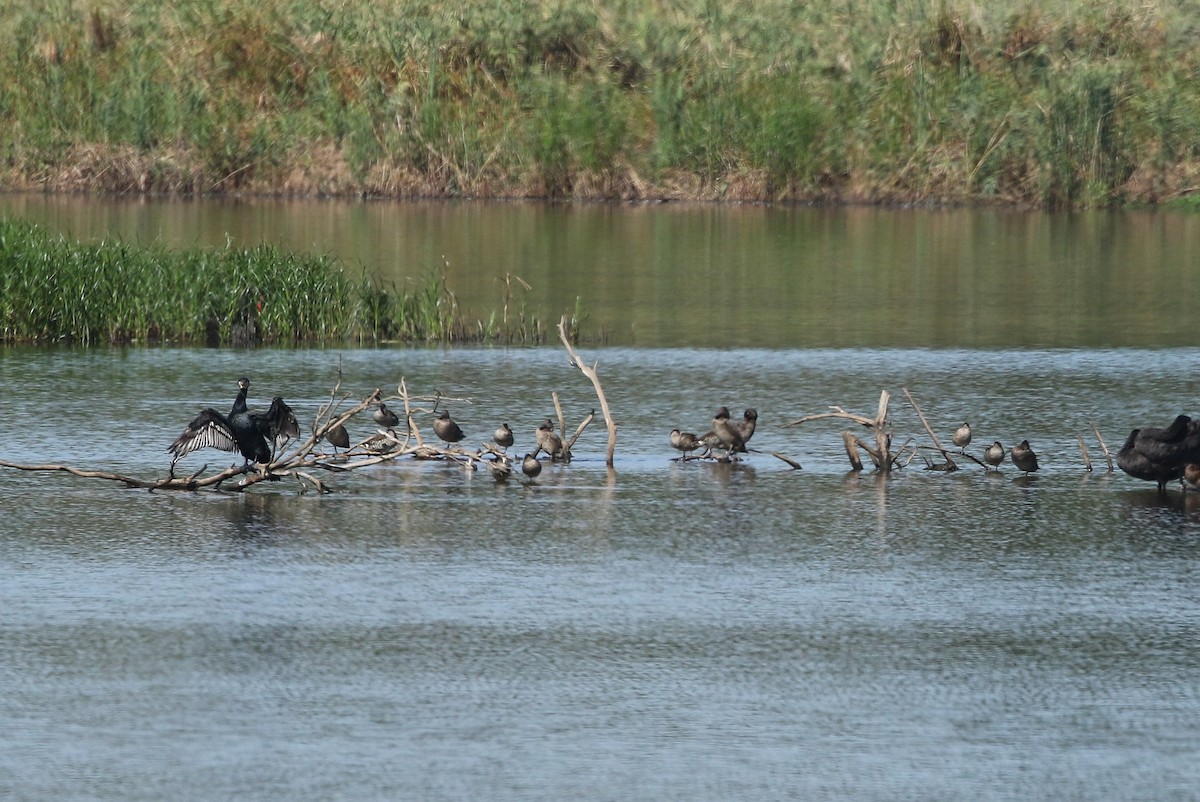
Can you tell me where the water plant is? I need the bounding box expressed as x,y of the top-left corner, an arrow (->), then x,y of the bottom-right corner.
0,220 -> 549,345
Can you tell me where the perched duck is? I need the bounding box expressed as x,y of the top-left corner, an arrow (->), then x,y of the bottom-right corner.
983,441 -> 1005,469
494,423 -> 515,449
521,453 -> 543,479
325,422 -> 350,452
952,422 -> 972,450
433,409 -> 465,444
711,406 -> 746,455
169,377 -> 298,469
373,402 -> 399,429
535,419 -> 564,460
696,430 -> 722,457
670,428 -> 701,457
1010,440 -> 1039,474
736,408 -> 758,445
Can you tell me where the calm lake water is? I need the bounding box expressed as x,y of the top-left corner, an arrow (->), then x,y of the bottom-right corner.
2,197 -> 1200,801
6,193 -> 1200,347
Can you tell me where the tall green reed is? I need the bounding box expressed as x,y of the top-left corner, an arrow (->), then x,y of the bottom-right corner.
0,220 -> 544,345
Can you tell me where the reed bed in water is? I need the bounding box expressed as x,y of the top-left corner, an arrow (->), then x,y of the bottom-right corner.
0,221 -> 551,345
6,1 -> 1200,208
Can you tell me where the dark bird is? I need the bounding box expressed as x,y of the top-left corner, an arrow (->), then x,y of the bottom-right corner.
433,409 -> 465,444
1010,440 -> 1039,474
952,422 -> 972,451
494,423 -> 514,449
1116,416 -> 1200,492
521,453 -> 543,479
984,441 -> 1005,469
373,402 -> 399,429
168,377 -> 299,470
711,406 -> 746,455
1123,415 -> 1200,464
670,428 -> 701,457
1117,429 -> 1183,492
325,422 -> 350,452
736,408 -> 758,445
535,419 -> 564,460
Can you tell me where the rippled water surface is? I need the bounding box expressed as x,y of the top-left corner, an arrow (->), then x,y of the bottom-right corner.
2,343 -> 1199,801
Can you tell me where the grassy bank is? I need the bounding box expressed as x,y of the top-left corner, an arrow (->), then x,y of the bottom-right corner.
0,220 -> 565,345
2,1 -> 1200,208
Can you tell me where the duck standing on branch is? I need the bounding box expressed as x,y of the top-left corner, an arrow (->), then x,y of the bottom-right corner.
373,402 -> 399,430
1010,440 -> 1039,474
325,422 -> 350,453
670,428 -> 701,458
433,409 -> 465,444
494,423 -> 514,450
736,408 -> 758,446
168,377 -> 299,472
696,430 -> 721,458
521,453 -> 543,480
712,406 -> 746,457
535,419 -> 564,460
984,441 -> 1005,470
953,422 -> 972,452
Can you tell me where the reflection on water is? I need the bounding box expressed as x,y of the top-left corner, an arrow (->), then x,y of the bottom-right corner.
5,194 -> 1200,347
2,345 -> 1200,800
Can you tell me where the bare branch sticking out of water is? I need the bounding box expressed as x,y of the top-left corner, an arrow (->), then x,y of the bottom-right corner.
772,452 -> 803,470
557,315 -> 617,467
787,390 -> 892,472
1090,422 -> 1114,472
842,431 -> 867,471
552,391 -> 570,461
901,387 -> 957,472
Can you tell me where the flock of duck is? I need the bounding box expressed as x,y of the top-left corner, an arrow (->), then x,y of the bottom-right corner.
168,377 -> 572,481
167,379 -> 1200,494
669,406 -> 758,460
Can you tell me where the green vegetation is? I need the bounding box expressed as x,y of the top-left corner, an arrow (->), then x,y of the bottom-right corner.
0,219 -> 555,344
2,1 -> 1200,207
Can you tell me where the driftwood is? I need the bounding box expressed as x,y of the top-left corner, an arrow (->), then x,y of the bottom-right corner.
902,387 -> 957,472
557,315 -> 617,467
1090,421 -> 1114,472
786,390 -> 894,472
772,452 -> 803,470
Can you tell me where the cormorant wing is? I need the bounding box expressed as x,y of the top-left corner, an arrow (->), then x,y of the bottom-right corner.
253,397 -> 300,446
168,408 -> 238,457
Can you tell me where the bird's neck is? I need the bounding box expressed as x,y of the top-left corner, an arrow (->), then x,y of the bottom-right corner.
230,386 -> 249,415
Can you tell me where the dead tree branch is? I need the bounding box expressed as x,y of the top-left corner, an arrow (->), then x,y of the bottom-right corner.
901,387 -> 958,472
786,390 -> 893,472
1090,421 -> 1114,472
557,315 -> 617,467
